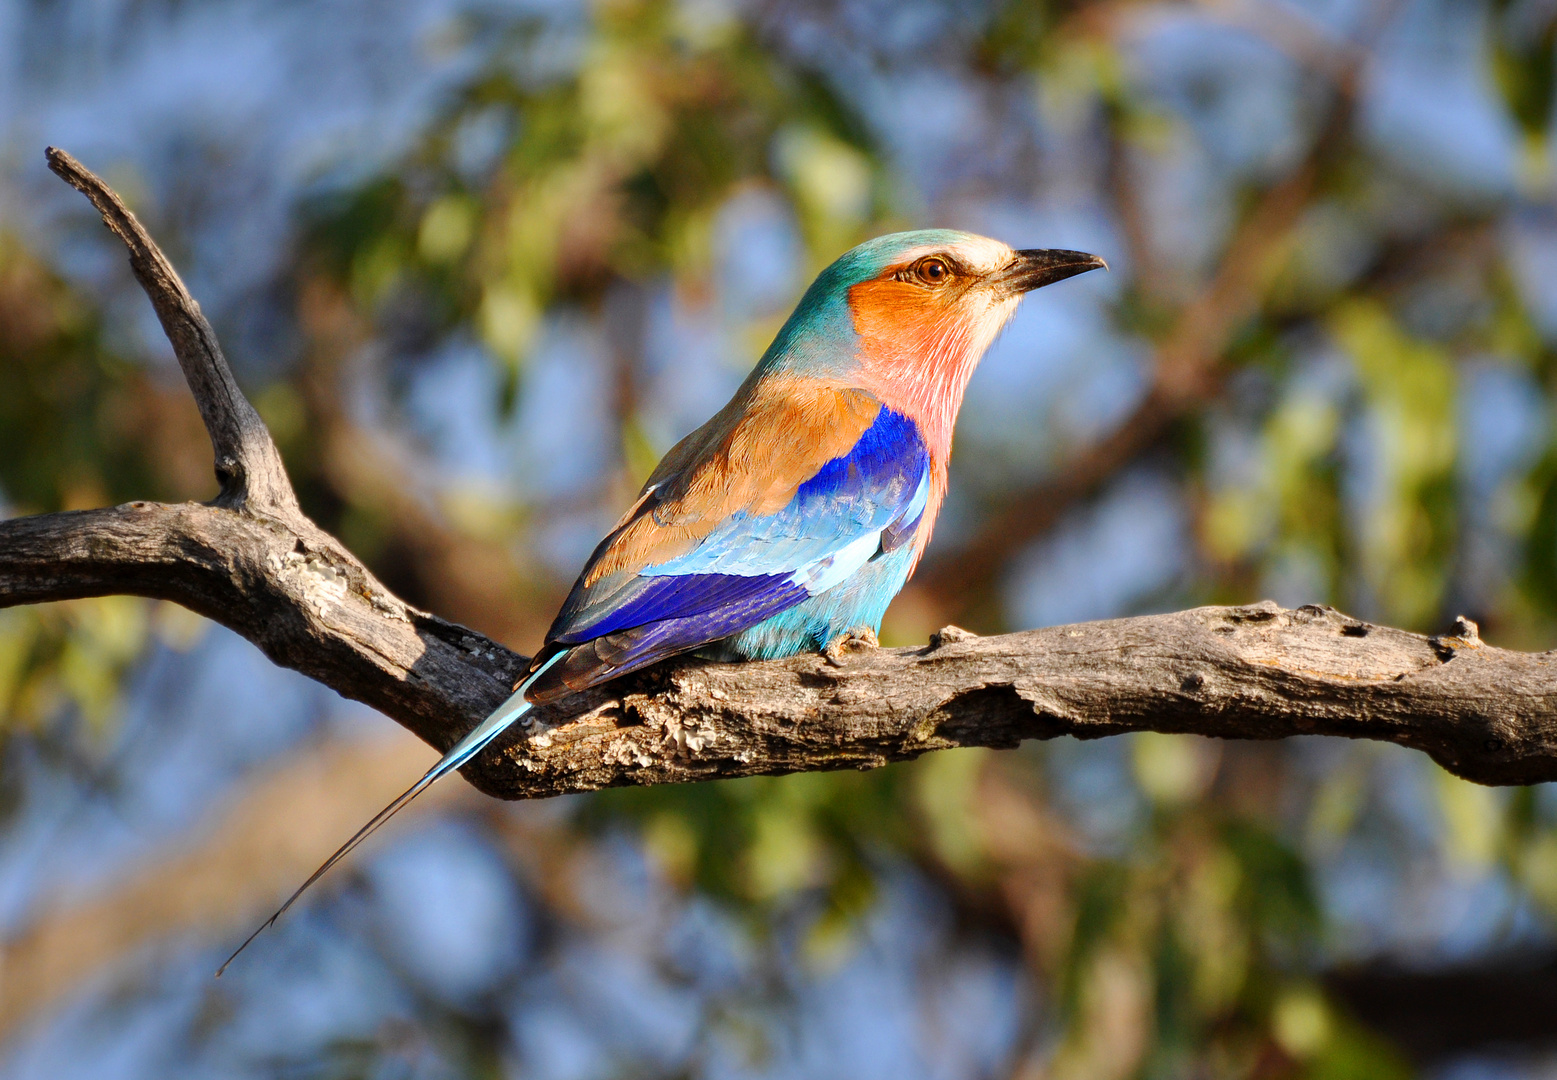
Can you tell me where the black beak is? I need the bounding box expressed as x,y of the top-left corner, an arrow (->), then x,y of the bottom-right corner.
998,248 -> 1108,294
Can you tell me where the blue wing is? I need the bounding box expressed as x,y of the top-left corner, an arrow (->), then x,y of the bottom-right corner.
527,403 -> 930,700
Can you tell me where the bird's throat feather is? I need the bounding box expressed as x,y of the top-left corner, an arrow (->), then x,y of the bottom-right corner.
846,278 -> 1018,462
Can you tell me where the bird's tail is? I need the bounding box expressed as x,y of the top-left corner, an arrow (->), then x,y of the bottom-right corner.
216,653 -> 562,977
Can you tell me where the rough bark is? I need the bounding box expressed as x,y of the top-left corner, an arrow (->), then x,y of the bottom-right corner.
46,147 -> 301,517
4,149 -> 1557,801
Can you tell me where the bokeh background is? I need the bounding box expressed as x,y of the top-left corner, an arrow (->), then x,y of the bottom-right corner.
3,0 -> 1557,1075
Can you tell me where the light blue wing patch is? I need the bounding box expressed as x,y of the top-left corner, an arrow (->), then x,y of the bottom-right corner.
641,406 -> 930,589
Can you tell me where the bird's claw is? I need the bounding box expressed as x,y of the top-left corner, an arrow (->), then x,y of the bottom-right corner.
824,625 -> 879,666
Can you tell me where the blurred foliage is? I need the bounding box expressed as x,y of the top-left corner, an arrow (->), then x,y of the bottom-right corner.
16,0 -> 1557,1074
589,766 -> 906,951
0,232 -> 161,513
299,0 -> 886,388
1332,300 -> 1458,628
0,235 -> 210,736
1490,0 -> 1557,183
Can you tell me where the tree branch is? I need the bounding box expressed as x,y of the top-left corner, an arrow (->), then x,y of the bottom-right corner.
467,603 -> 1557,792
5,148 -> 1556,804
45,147 -> 300,517
0,500 -> 526,758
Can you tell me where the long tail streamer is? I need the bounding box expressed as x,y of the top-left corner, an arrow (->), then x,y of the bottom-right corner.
216,654 -> 562,976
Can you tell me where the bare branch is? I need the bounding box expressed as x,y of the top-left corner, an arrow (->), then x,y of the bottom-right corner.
463,603 -> 1557,794
6,485 -> 1556,789
4,502 -> 1554,792
5,147 -> 1555,822
0,500 -> 527,761
45,147 -> 300,517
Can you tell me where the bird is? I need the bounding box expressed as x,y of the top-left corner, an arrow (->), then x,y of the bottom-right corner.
218,229 -> 1104,974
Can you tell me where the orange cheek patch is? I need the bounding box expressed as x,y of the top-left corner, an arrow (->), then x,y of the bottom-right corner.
846,278 -> 989,451
847,279 -> 960,352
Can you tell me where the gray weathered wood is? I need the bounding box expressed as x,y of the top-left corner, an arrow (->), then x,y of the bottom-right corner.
45,147 -> 301,517
3,149 -> 1555,794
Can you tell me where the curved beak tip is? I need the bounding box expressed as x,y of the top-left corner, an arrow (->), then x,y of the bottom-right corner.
1006,248 -> 1109,293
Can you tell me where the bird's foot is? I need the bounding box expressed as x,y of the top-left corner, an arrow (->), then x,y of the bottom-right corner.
823,625 -> 879,667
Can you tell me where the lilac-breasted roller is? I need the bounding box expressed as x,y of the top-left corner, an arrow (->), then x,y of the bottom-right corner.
221,230 -> 1104,971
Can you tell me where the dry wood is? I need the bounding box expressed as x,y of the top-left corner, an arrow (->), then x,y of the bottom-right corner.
46,148 -> 301,517
3,148 -> 1555,802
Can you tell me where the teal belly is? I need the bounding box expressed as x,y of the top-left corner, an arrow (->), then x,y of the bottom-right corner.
715,545 -> 918,661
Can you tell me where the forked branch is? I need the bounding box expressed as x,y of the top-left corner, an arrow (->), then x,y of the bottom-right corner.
2,149 -> 1555,794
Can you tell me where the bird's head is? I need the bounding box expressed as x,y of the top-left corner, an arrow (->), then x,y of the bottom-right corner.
763,229 -> 1106,458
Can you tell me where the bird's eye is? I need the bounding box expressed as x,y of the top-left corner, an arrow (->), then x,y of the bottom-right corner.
912,257 -> 951,286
